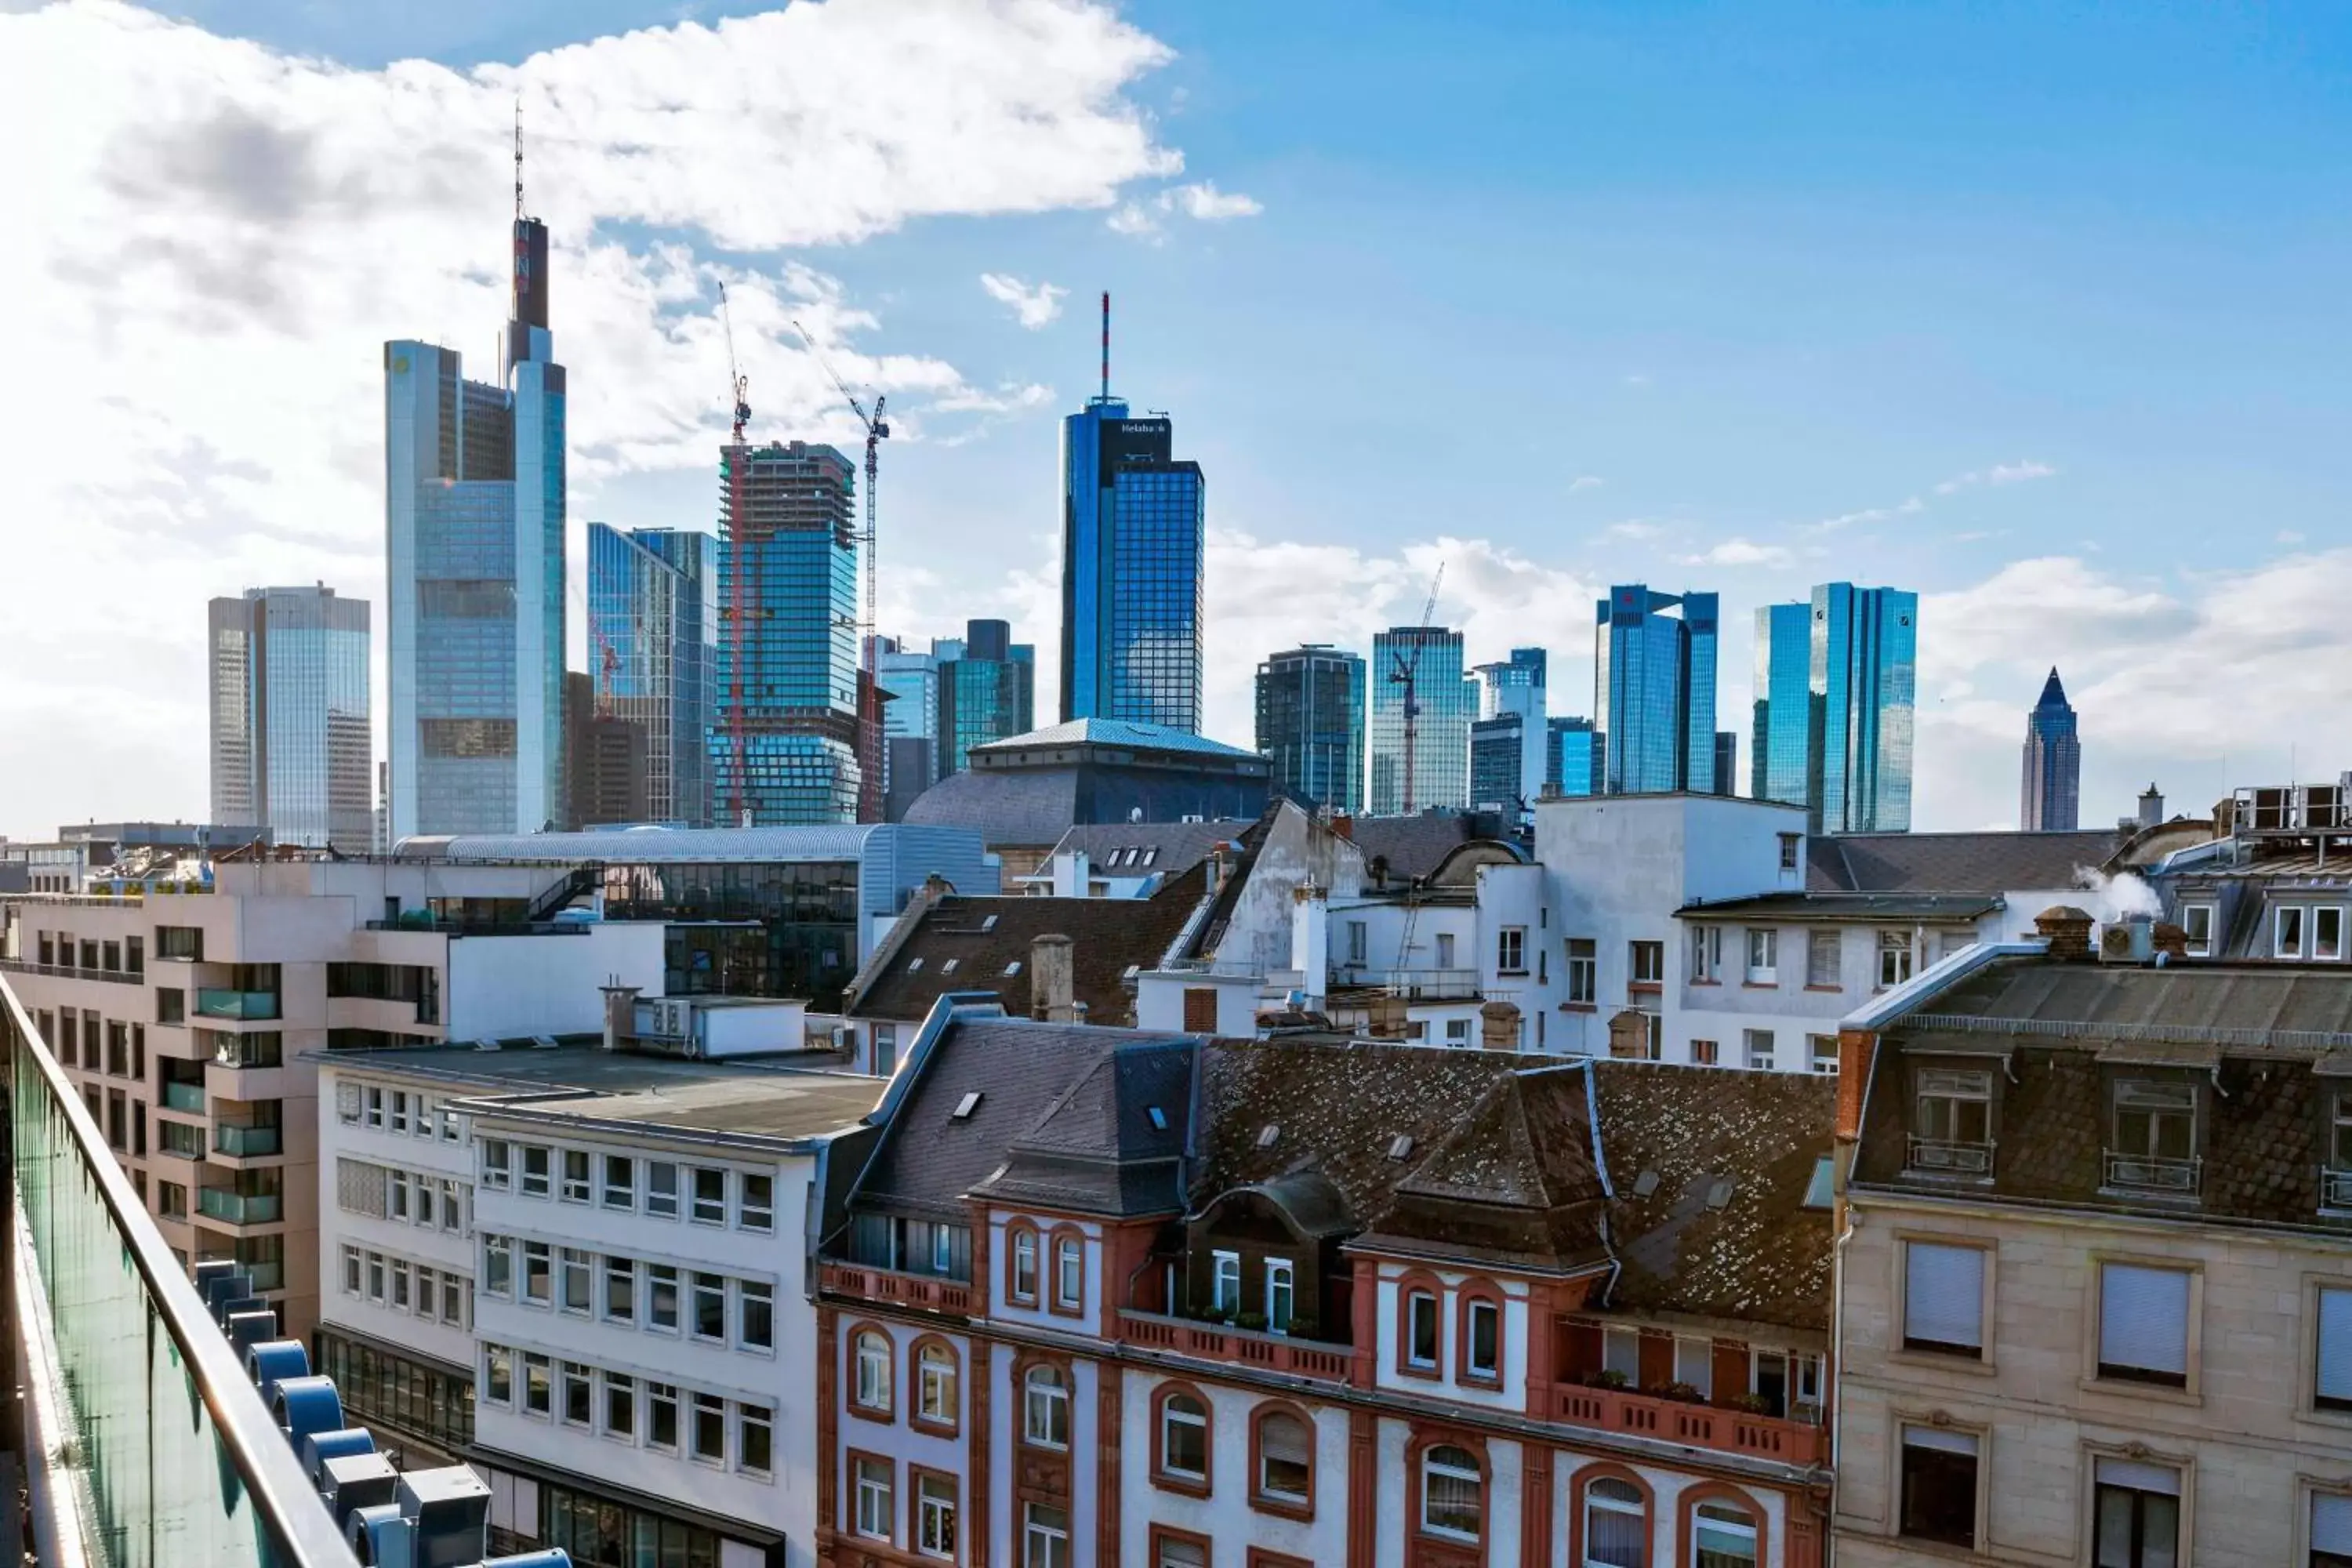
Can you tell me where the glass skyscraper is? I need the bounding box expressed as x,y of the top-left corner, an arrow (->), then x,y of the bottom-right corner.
1751,601 -> 1813,810
586,524 -> 717,826
875,635 -> 946,805
1809,583 -> 1917,833
207,585 -> 372,848
937,619 -> 1036,774
1593,586 -> 1719,795
384,212 -> 565,838
1475,647 -> 1549,810
710,441 -> 863,825
1255,644 -> 1366,815
1060,395 -> 1204,731
2020,666 -> 2082,831
1546,716 -> 1596,798
1369,627 -> 1475,815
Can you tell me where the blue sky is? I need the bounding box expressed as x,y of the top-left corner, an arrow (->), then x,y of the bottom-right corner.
5,0 -> 2349,835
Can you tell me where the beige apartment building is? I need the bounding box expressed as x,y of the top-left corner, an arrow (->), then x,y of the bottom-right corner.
1831,913 -> 2352,1566
0,851 -> 661,1340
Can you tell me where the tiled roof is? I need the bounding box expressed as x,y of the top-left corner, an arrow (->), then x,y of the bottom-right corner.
1342,812 -> 1483,885
1045,819 -> 1253,879
1675,891 -> 2002,923
1592,1061 -> 1838,1334
974,719 -> 1263,759
1912,957 -> 2352,1040
849,864 -> 1209,1024
1808,829 -> 2125,895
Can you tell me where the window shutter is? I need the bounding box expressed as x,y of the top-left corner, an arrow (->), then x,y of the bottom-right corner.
1673,1338 -> 1712,1396
2318,1287 -> 2352,1404
1900,1425 -> 1978,1457
2092,1456 -> 2179,1496
2314,1494 -> 2352,1555
2098,1264 -> 2190,1375
1904,1242 -> 1985,1349
1261,1415 -> 1309,1468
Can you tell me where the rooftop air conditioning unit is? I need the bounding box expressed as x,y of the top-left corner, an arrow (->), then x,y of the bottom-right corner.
2100,916 -> 2155,965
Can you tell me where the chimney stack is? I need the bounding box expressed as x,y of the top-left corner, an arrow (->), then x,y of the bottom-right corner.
2034,905 -> 2096,962
1479,1000 -> 1522,1052
597,979 -> 641,1053
1030,934 -> 1076,1022
1606,1008 -> 1653,1059
2138,782 -> 2165,829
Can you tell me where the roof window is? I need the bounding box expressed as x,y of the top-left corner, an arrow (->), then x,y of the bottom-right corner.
1256,1123 -> 1281,1149
1632,1169 -> 1661,1198
1803,1156 -> 1834,1210
1388,1134 -> 1415,1160
906,957 -> 924,973
981,914 -> 999,933
1142,848 -> 1160,867
1004,960 -> 1022,978
942,958 -> 959,975
1705,1178 -> 1735,1210
952,1091 -> 983,1120
1147,1106 -> 1168,1131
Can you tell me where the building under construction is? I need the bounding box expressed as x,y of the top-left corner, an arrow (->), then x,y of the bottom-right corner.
710,439 -> 864,825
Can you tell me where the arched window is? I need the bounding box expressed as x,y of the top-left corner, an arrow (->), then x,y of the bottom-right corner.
1421,1443 -> 1482,1541
853,1330 -> 892,1413
1054,1233 -> 1083,1310
915,1341 -> 958,1428
1691,1499 -> 1759,1568
1158,1391 -> 1208,1482
1023,1365 -> 1070,1449
1254,1410 -> 1312,1508
1584,1476 -> 1647,1568
1008,1226 -> 1040,1304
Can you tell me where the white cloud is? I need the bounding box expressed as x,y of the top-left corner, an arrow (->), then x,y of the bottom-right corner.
1682,537 -> 1792,568
0,0 -> 1204,833
1569,475 -> 1604,492
1106,177 -> 1265,238
1607,520 -> 1663,539
978,272 -> 1068,329
2279,529 -> 2307,544
1934,459 -> 2058,496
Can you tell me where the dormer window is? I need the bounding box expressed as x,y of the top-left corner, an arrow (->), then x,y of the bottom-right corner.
2324,1091 -> 2352,1210
1909,1068 -> 1994,1177
2107,1079 -> 2200,1195
2180,905 -> 2215,957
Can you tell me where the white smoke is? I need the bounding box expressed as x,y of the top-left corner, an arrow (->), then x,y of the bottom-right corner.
2074,867 -> 2164,923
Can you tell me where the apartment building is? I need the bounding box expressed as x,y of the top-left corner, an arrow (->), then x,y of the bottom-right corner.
315,1036 -> 881,1567
813,998 -> 1838,1568
2151,777 -> 2352,961
0,853 -> 663,1338
1831,914 -> 2352,1563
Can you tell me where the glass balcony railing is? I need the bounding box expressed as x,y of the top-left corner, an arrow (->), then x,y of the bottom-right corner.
195,989 -> 281,1022
2,973 -> 353,1566
196,1189 -> 282,1225
213,1125 -> 283,1158
162,1080 -> 207,1113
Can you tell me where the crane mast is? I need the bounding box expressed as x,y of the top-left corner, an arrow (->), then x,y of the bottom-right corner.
793,321 -> 891,818
1392,561 -> 1446,815
720,284 -> 753,823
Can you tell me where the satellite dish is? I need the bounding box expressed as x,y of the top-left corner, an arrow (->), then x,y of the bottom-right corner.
1129,806 -> 1143,823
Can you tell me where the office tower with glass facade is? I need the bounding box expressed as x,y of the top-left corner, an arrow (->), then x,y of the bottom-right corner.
1060,395 -> 1205,731
1255,644 -> 1367,815
1810,582 -> 1918,833
1593,586 -> 1719,795
383,211 -> 566,839
2020,666 -> 2082,831
586,524 -> 717,826
937,619 -> 1036,775
207,585 -> 372,849
1546,716 -> 1597,798
875,635 -> 944,811
710,441 -> 862,825
1475,647 -> 1549,809
1751,600 -> 1813,810
1369,627 -> 1475,815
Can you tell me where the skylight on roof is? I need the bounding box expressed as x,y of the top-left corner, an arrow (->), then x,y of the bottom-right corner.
1257,1123 -> 1281,1149
906,957 -> 924,973
1142,848 -> 1160,866
952,1091 -> 983,1120
1803,1156 -> 1834,1210
1705,1178 -> 1735,1210
1387,1134 -> 1414,1160
1004,960 -> 1022,978
1147,1106 -> 1168,1131
1632,1169 -> 1661,1199
981,914 -> 1000,933
942,958 -> 959,975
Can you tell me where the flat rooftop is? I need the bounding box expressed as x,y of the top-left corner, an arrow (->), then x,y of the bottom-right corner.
304,1040 -> 883,1145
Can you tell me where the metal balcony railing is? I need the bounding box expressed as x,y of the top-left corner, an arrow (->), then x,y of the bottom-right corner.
2323,1168 -> 2352,1211
1905,1135 -> 1995,1178
1340,966 -> 1483,1000
2103,1149 -> 2201,1196
2,973 -> 354,1565
0,957 -> 143,985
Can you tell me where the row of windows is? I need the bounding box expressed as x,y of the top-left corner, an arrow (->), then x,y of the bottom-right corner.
1687,1032 -> 1840,1074
339,1244 -> 472,1329
338,1159 -> 470,1235
849,1329 -> 958,1428
1004,1222 -> 1084,1313
2177,901 -> 2350,961
848,1455 -> 960,1559
481,1140 -> 773,1230
338,1080 -> 466,1142
481,1344 -> 771,1477
40,1010 -> 147,1080
1149,1387 -> 1313,1516
1689,925 -> 1929,989
481,1236 -> 775,1354
28,931 -> 147,975
315,1328 -> 474,1454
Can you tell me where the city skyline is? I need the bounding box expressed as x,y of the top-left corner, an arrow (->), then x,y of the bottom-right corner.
10,2 -> 2352,840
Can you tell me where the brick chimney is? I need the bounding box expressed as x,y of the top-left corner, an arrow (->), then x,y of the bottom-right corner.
1029,934 -> 1076,1022
1367,993 -> 1408,1040
2151,922 -> 2190,961
2034,905 -> 2096,961
1607,1008 -> 1653,1059
1479,1000 -> 1522,1052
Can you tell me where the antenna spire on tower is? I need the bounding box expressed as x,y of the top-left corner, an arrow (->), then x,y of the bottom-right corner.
514,96 -> 524,220
1100,290 -> 1110,402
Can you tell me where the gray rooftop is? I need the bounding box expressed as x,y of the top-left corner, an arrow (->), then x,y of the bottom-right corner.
391,823 -> 948,863
1809,828 -> 2125,895
974,718 -> 1263,760
1044,818 -> 1254,876
1675,891 -> 2003,923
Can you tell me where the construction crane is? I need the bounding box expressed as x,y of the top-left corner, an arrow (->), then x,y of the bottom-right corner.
720,283 -> 753,824
1390,561 -> 1446,815
790,320 -> 888,636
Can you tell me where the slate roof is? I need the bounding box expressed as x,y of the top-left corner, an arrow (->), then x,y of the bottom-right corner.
973,719 -> 1264,760
971,1039 -> 1197,1216
394,823 -> 901,862
1809,829 -> 2125,895
850,863 -> 1209,1024
847,1017 -> 1197,1223
1344,812 -> 1484,885
1045,819 -> 1253,880
1591,1061 -> 1837,1334
900,768 -> 1083,847
1853,956 -> 2352,1231
1675,891 -> 2002,924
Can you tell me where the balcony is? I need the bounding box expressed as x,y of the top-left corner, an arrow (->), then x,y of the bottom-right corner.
0,956 -> 143,985
2,973 -> 355,1565
197,1189 -> 283,1225
1119,1310 -> 1352,1381
1904,1135 -> 1994,1178
820,1262 -> 974,1315
1340,966 -> 1483,1000
214,1124 -> 283,1159
2325,1169 -> 2352,1212
1549,1381 -> 1827,1466
196,988 -> 280,1022
2103,1149 -> 2201,1196
162,1080 -> 208,1114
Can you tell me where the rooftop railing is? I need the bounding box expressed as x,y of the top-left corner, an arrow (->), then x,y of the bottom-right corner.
2,972 -> 357,1565
2103,1149 -> 2201,1196
0,957 -> 145,985
2325,1168 -> 2352,1212
1904,1135 -> 1995,1178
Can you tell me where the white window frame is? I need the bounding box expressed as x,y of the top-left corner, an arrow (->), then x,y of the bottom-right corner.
1900,1238 -> 1989,1360
602,1255 -> 634,1323
1743,1029 -> 1776,1071
1210,1250 -> 1240,1316
1022,1504 -> 1069,1568
739,1279 -> 775,1352
519,1144 -> 550,1198
2180,903 -> 2216,957
1878,929 -> 1915,989
481,1138 -> 510,1189
690,1272 -> 727,1344
1690,924 -> 1722,983
917,1343 -> 957,1424
561,1149 -> 591,1204
2279,905 -> 2310,959
2321,906 -> 2347,962
1744,927 -> 1777,985
691,1166 -> 728,1225
1584,1475 -> 1647,1566
1497,926 -> 1527,975
855,1331 -> 892,1410
738,1402 -> 772,1476
1054,1236 -> 1083,1309
645,1160 -> 679,1218
1023,1367 -> 1070,1449
916,1475 -> 958,1560
740,1171 -> 775,1232
1566,938 -> 1597,1004
1807,928 -> 1842,988
1406,1288 -> 1440,1369
1465,1297 -> 1501,1379
647,1263 -> 679,1331
855,1458 -> 894,1541
1159,1392 -> 1207,1479
601,1154 -> 634,1211
2093,1258 -> 2198,1392
1420,1445 -> 1482,1543
1266,1257 -> 1295,1333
